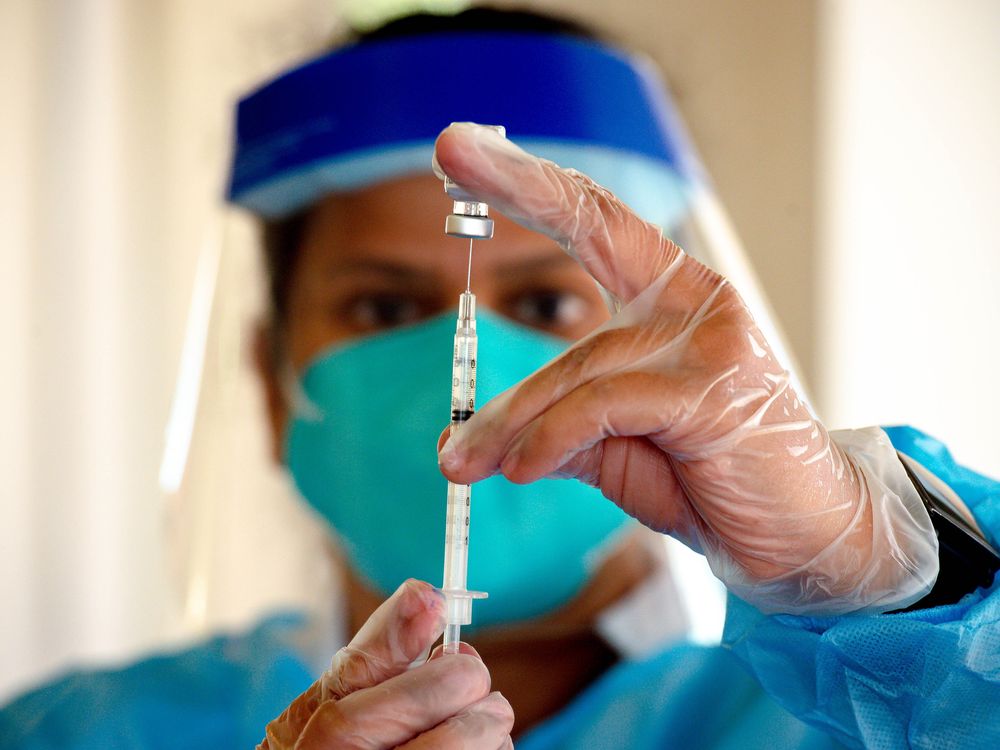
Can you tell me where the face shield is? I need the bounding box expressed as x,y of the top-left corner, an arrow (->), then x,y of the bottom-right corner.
162,30 -> 801,644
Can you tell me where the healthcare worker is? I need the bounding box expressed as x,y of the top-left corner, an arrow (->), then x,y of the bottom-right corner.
3,8 -> 999,750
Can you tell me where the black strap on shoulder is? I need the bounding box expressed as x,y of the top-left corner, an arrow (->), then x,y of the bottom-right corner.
893,453 -> 1000,612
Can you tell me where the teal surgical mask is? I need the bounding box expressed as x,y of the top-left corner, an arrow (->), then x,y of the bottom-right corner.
285,309 -> 633,629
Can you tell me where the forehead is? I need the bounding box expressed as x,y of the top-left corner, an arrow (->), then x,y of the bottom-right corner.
297,173 -> 563,273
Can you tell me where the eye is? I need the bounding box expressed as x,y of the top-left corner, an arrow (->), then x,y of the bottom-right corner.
506,289 -> 590,333
342,293 -> 425,332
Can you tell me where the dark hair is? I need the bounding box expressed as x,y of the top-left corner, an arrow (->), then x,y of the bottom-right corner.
260,6 -> 602,328
349,7 -> 600,45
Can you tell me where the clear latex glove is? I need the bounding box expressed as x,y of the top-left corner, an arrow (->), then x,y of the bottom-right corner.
259,579 -> 514,749
434,123 -> 938,616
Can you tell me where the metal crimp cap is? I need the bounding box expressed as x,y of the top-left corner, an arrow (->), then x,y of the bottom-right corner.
444,125 -> 506,239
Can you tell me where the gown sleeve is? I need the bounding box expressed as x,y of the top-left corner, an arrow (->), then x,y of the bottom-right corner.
722,425 -> 1000,750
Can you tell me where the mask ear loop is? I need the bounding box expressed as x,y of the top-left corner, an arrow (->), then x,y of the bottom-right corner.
271,327 -> 325,423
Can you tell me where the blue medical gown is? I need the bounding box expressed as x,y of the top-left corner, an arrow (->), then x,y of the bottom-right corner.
0,616 -> 314,749
2,426 -> 998,749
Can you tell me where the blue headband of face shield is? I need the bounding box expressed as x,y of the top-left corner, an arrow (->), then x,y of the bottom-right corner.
225,31 -> 703,228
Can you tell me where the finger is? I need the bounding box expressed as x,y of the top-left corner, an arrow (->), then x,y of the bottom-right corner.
429,641 -> 482,660
322,579 -> 445,699
439,310 -> 714,485
261,679 -> 327,750
434,122 -> 698,303
438,325 -> 637,484
261,580 -> 445,748
500,371 -> 686,483
397,692 -> 515,750
517,433 -> 698,550
508,372 -> 693,531
297,654 -> 491,749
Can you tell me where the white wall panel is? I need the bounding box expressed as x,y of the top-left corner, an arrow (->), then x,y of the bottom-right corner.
818,0 -> 1000,476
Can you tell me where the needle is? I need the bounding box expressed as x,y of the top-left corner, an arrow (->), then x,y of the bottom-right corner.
466,238 -> 474,292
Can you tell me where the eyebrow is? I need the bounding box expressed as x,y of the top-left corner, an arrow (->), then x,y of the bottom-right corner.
493,251 -> 577,279
320,249 -> 577,283
323,258 -> 436,282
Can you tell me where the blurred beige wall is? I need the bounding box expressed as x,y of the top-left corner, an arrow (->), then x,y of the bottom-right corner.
818,0 -> 1000,475
495,0 -> 820,389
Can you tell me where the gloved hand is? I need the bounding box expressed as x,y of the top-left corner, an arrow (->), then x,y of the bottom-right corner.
434,122 -> 939,615
259,579 -> 514,749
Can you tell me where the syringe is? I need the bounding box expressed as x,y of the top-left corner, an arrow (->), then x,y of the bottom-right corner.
441,281 -> 486,653
439,124 -> 504,653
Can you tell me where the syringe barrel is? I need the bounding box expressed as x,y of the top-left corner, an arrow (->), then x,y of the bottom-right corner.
442,290 -> 478,628
443,480 -> 472,625
451,292 -> 477,423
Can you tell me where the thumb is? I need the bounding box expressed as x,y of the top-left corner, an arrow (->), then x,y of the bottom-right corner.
261,581 -> 445,748
433,122 -> 684,304
322,579 -> 445,699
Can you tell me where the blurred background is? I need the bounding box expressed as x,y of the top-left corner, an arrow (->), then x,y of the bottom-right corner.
1,0 -> 998,705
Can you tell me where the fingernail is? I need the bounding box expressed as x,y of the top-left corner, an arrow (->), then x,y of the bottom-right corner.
427,586 -> 447,616
438,434 -> 463,472
446,122 -> 524,162
431,150 -> 445,180
449,121 -> 497,136
419,582 -> 446,610
469,124 -> 521,155
403,582 -> 445,626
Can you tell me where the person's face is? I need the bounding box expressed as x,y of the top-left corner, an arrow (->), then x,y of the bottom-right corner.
258,173 -> 610,449
254,173 -> 655,661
